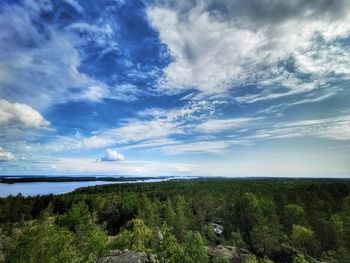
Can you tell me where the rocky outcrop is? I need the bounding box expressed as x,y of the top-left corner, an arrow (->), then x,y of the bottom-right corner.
207,245 -> 250,263
96,250 -> 158,263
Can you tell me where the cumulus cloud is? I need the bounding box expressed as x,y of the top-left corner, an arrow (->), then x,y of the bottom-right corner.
100,149 -> 125,161
0,147 -> 15,161
0,99 -> 50,130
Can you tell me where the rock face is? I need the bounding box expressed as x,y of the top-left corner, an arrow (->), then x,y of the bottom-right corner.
207,245 -> 249,263
96,250 -> 157,263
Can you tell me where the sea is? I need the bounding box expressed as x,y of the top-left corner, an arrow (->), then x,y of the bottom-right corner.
0,178 -> 170,197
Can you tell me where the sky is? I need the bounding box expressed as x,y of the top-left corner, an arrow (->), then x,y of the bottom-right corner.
0,0 -> 349,177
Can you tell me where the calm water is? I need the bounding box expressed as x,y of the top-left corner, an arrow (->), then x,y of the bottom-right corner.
0,177 -> 187,197
0,181 -> 118,197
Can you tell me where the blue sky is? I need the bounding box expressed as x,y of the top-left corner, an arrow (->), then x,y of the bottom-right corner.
0,0 -> 349,177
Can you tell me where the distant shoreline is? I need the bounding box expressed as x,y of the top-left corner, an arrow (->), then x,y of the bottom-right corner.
0,175 -> 176,184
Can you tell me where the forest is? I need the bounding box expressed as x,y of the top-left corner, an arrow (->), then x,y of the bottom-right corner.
1,178 -> 350,263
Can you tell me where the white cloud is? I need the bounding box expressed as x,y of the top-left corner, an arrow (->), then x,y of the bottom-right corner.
162,140 -> 231,154
37,117 -> 184,152
67,23 -> 113,37
79,86 -> 109,102
0,99 -> 50,130
109,84 -> 143,102
148,6 -> 265,93
76,83 -> 144,103
162,138 -> 251,155
48,158 -> 196,176
62,0 -> 84,13
0,147 -> 15,161
100,149 -> 125,161
249,115 -> 350,141
0,2 -> 90,109
0,1 -> 127,108
255,91 -> 337,116
41,99 -> 226,153
195,118 -> 253,133
120,138 -> 179,151
77,118 -> 183,150
108,119 -> 183,144
147,1 -> 350,101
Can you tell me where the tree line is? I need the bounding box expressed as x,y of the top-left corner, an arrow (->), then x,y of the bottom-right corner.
0,178 -> 350,262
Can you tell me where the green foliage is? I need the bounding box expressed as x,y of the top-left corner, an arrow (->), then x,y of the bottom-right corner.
321,250 -> 339,263
260,258 -> 274,263
6,221 -> 78,263
242,254 -> 258,263
293,253 -> 309,263
75,225 -> 108,263
231,230 -> 246,248
54,201 -> 108,262
0,195 -> 32,224
112,218 -> 153,253
242,255 -> 274,263
241,193 -> 282,255
183,231 -> 208,263
331,214 -> 343,247
1,179 -> 350,263
164,199 -> 176,228
56,202 -> 91,232
283,204 -> 306,232
155,224 -> 185,263
212,252 -> 230,263
99,201 -> 134,235
173,196 -> 190,241
290,225 -> 315,254
139,195 -> 161,227
206,224 -> 219,245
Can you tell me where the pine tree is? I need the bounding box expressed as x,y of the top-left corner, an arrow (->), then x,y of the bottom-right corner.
183,231 -> 208,263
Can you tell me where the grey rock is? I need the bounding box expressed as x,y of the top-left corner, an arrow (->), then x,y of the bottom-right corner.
207,245 -> 247,263
96,250 -> 158,263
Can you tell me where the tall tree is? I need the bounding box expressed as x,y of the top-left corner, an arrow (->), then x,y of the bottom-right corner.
183,231 -> 208,263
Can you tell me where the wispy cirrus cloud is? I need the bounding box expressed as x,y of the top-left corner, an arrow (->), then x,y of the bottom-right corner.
195,118 -> 254,133
247,115 -> 350,141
